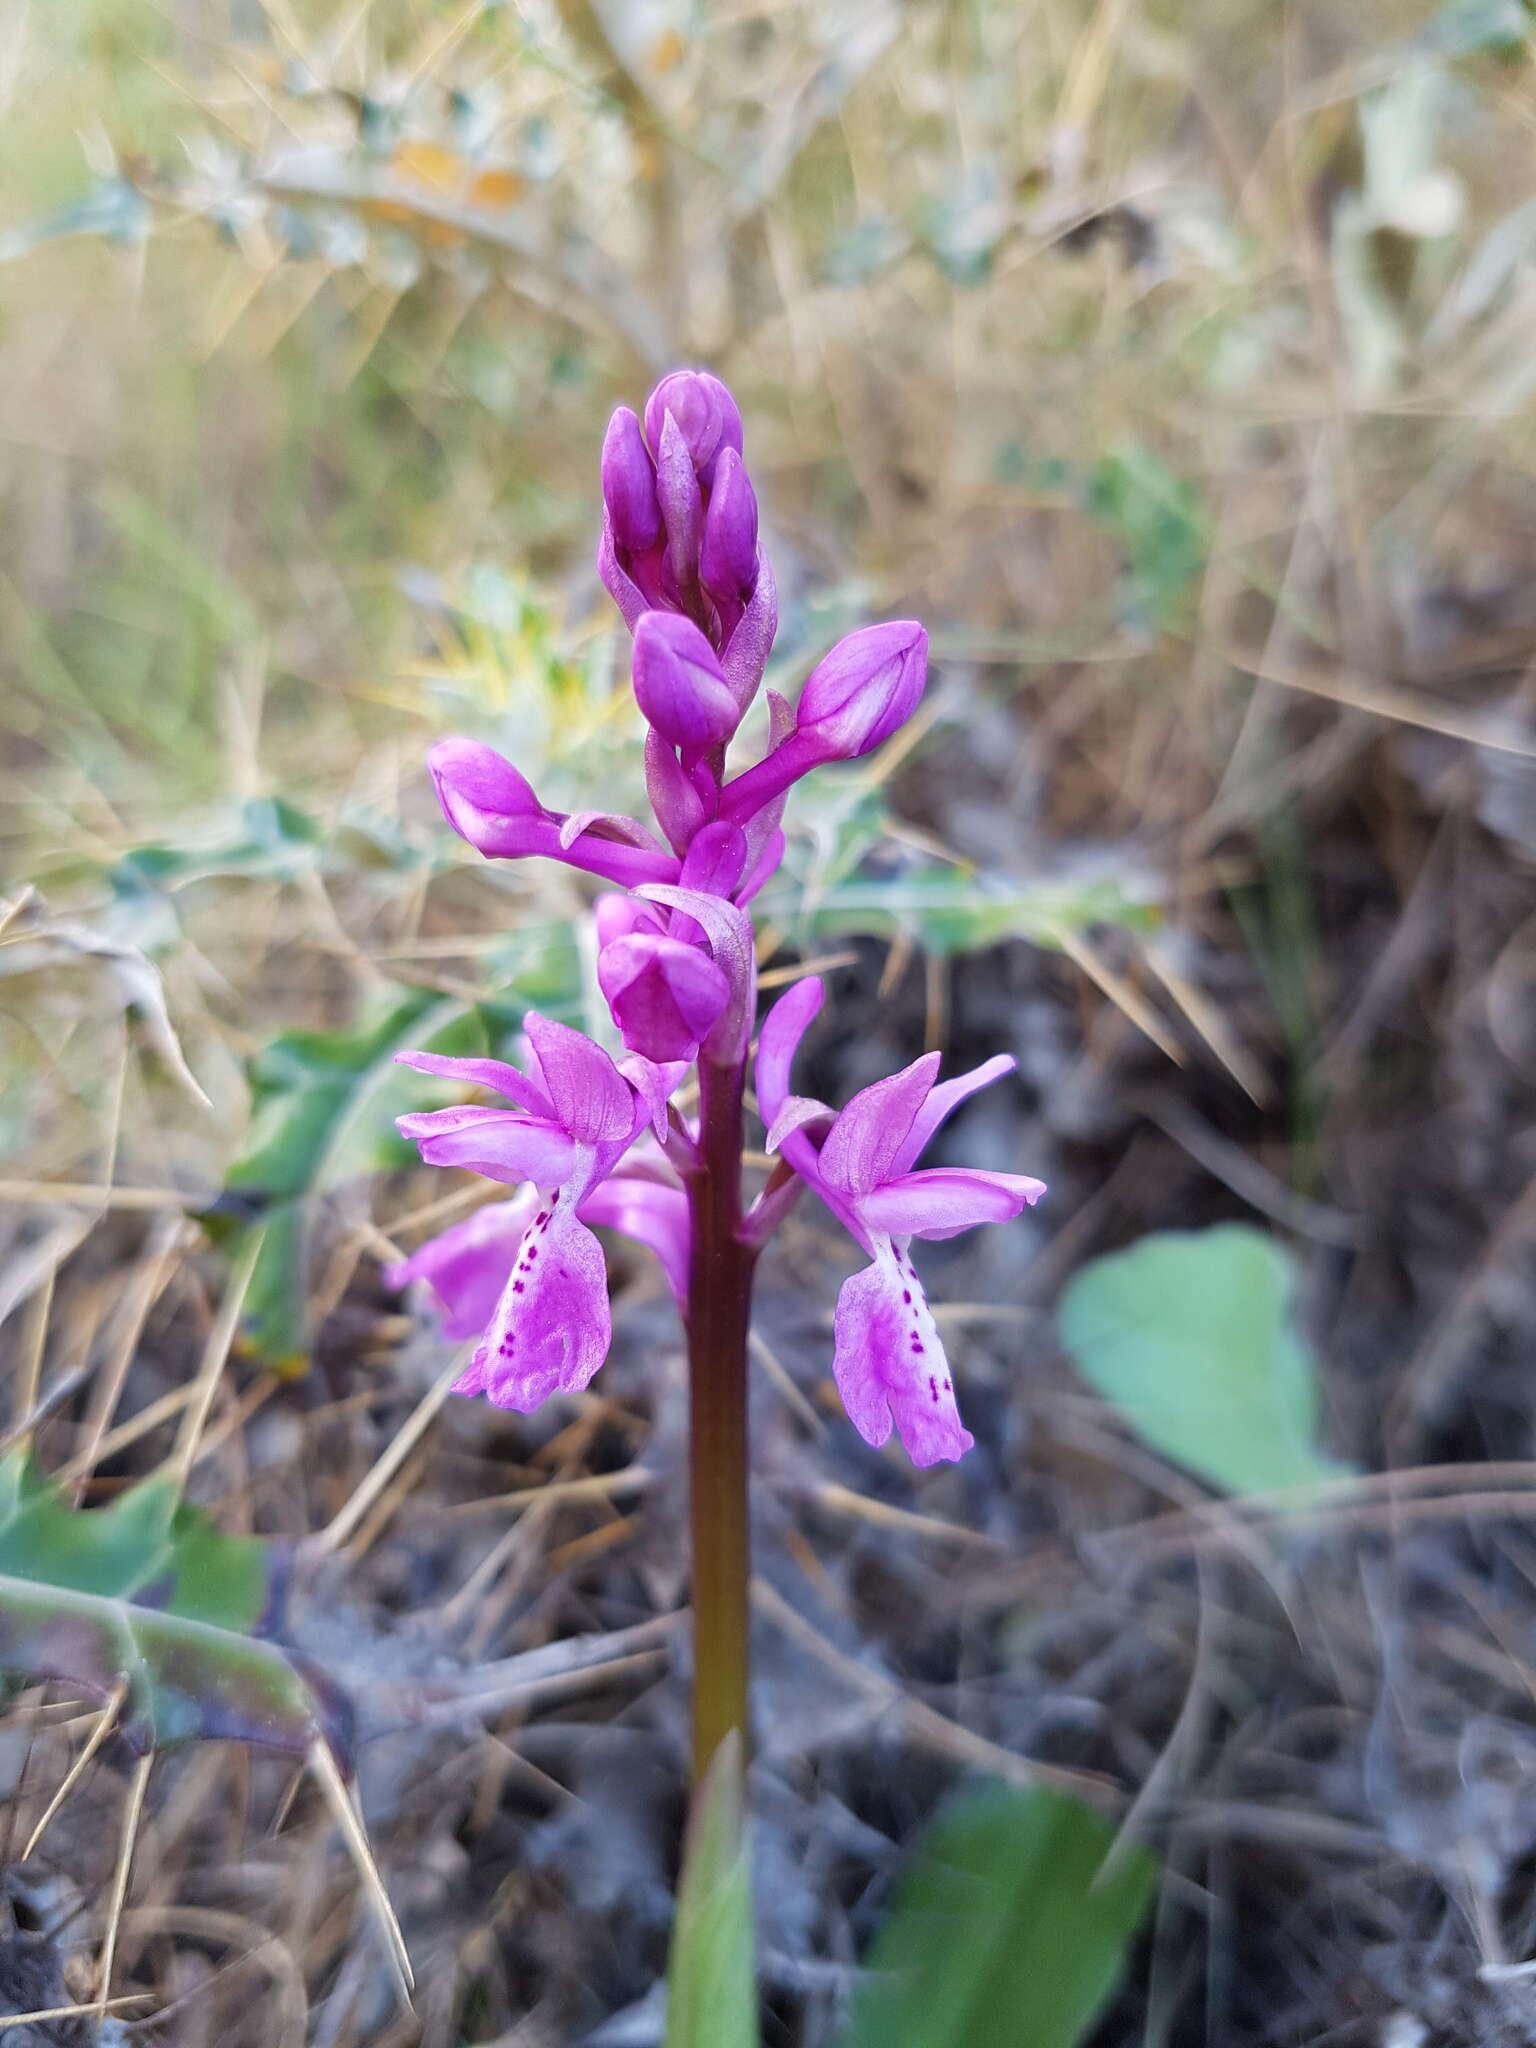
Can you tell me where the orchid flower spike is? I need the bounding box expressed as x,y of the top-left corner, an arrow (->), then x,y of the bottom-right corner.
756,978 -> 1045,1466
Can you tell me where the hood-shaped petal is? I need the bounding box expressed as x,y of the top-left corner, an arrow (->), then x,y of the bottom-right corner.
643,369 -> 743,487
430,736 -> 677,888
795,621 -> 927,759
430,736 -> 541,845
635,883 -> 755,1061
833,1240 -> 973,1467
521,1013 -> 639,1148
601,405 -> 661,554
385,1191 -> 539,1341
699,447 -> 758,603
858,1167 -> 1047,1240
580,1174 -> 689,1305
888,1054 -> 1017,1176
654,411 -> 703,591
678,820 -> 748,902
632,612 -> 740,753
396,1105 -> 576,1187
599,932 -> 731,1063
816,1053 -> 941,1200
454,1192 -> 612,1411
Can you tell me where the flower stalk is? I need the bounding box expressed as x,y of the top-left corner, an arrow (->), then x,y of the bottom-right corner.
685,1053 -> 755,1780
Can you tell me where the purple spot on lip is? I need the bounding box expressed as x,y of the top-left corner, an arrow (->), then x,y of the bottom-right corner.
902,1291 -> 912,1304
513,1281 -> 525,1293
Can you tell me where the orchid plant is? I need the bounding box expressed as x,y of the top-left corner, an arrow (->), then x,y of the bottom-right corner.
388,370 -> 1045,1780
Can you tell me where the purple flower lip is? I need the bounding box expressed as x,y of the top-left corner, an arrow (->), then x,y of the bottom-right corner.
643,369 -> 744,487
391,1022 -> 689,1413
631,612 -> 742,754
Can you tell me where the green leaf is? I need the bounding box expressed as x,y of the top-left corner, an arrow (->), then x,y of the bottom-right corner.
665,1737 -> 756,2048
1086,445 -> 1208,632
0,176 -> 151,263
839,1784 -> 1157,2048
0,1449 -> 336,1758
217,986 -> 492,1371
1058,1224 -> 1351,1495
1421,0 -> 1532,54
771,866 -> 1159,956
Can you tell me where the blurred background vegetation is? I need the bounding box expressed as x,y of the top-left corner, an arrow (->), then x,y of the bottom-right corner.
3,0 -> 1536,2042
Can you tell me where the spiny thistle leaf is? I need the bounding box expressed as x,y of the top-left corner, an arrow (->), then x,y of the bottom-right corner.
0,1449 -> 347,1761
213,986 -> 495,1373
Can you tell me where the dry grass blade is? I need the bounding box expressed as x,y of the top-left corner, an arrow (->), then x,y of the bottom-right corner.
307,1737 -> 415,1999
22,1679 -> 128,1861
165,1224 -> 265,1489
314,1341 -> 477,1554
95,1749 -> 153,2016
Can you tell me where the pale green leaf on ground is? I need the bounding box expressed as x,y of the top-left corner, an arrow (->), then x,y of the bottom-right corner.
665,1735 -> 756,2048
1058,1223 -> 1352,1495
839,1783 -> 1157,2048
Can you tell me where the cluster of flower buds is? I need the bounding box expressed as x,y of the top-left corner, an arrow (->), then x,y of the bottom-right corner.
391,370 -> 1043,1466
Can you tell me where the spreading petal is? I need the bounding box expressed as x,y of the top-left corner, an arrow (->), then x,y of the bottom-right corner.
816,1053 -> 941,1200
888,1054 -> 1017,1176
755,977 -> 825,1150
832,1238 -> 973,1467
395,1105 -> 575,1187
394,1048 -> 553,1120
385,1192 -> 538,1340
456,1190 -> 612,1410
858,1167 -> 1047,1240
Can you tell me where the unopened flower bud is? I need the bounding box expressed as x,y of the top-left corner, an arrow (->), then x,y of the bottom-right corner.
599,932 -> 731,1063
699,448 -> 758,604
643,369 -> 743,487
795,621 -> 927,759
600,406 -> 661,554
632,611 -> 741,754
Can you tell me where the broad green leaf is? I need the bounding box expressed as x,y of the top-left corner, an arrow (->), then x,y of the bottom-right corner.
0,1450 -> 336,1758
217,986 -> 492,1371
840,1784 -> 1157,2048
1058,1224 -> 1351,1495
665,1737 -> 756,2048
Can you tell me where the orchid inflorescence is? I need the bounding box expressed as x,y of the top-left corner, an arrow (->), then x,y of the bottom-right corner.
389,369 -> 1044,1470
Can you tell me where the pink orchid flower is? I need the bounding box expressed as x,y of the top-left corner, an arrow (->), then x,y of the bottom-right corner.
393,1015 -> 687,1411
756,977 -> 1046,1467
